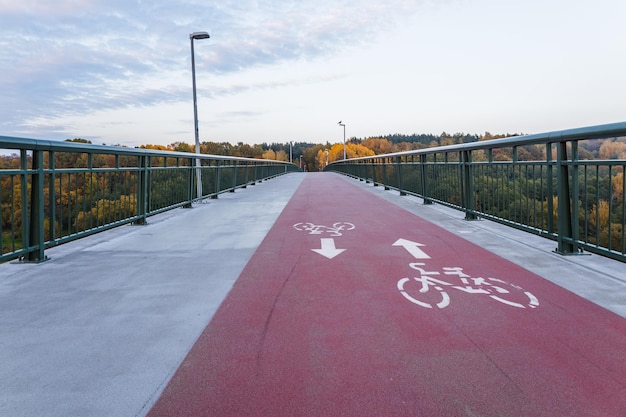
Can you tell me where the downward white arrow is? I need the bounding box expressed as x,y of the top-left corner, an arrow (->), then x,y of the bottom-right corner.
392,238 -> 431,259
312,238 -> 345,259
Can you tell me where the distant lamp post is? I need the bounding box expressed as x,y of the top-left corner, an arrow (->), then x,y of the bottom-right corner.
190,31 -> 210,200
338,121 -> 346,160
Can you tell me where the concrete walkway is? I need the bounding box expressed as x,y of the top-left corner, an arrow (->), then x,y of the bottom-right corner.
0,172 -> 624,417
0,174 -> 305,417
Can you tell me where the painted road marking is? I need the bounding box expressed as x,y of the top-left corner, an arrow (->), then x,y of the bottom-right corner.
394,240 -> 540,310
293,221 -> 355,236
392,238 -> 431,259
311,238 -> 345,259
398,269 -> 540,309
294,221 -> 355,259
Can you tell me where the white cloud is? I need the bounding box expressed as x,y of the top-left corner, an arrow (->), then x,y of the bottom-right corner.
1,0 -> 626,146
0,0 -> 95,15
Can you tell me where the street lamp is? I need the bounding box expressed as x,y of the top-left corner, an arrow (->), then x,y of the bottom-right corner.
338,121 -> 346,160
190,31 -> 210,200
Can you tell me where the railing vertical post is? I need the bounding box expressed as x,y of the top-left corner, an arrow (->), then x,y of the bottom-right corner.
48,151 -> 57,244
20,150 -> 29,257
134,155 -> 148,225
397,156 -> 406,195
462,150 -> 477,220
383,157 -> 389,189
27,149 -> 46,262
231,161 -> 238,192
184,156 -> 194,208
571,141 -> 580,251
420,154 -> 432,205
546,143 -> 554,234
212,160 -> 220,199
253,163 -> 258,184
556,141 -> 576,254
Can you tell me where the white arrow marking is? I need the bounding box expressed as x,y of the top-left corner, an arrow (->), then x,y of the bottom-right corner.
312,238 -> 346,259
392,238 -> 431,259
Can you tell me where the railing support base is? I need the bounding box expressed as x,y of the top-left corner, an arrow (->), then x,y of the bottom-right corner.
15,255 -> 49,264
553,248 -> 589,257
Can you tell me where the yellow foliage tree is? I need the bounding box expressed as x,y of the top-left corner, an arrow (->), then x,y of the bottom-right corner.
314,143 -> 375,170
262,149 -> 276,160
588,200 -> 611,235
599,139 -> 626,159
327,143 -> 375,162
362,138 -> 392,155
275,150 -> 289,162
612,172 -> 624,201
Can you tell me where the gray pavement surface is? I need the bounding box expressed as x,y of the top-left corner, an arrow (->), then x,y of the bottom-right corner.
0,174 -> 304,417
0,172 -> 624,417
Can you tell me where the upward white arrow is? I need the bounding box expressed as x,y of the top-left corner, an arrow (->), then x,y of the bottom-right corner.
312,238 -> 345,259
392,238 -> 431,259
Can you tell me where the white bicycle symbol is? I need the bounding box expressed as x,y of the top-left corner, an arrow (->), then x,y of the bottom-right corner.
397,265 -> 539,309
293,222 -> 355,236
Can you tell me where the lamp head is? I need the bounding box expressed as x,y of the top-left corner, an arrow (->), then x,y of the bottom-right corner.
190,31 -> 210,40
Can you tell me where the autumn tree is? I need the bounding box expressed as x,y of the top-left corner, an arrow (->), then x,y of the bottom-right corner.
599,139 -> 626,160
262,149 -> 277,160
362,138 -> 393,155
302,144 -> 326,171
275,150 -> 289,162
612,172 -> 624,202
316,143 -> 376,167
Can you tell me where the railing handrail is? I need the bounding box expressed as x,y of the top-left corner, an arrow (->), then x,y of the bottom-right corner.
0,135 -> 299,263
325,121 -> 626,263
0,135 -> 295,165
328,121 -> 626,163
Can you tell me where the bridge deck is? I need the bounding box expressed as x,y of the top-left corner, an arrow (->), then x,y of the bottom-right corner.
1,172 -> 625,417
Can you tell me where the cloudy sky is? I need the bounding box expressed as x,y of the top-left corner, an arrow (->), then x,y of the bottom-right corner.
1,0 -> 625,147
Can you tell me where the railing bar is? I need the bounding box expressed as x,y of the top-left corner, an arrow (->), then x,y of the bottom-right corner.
583,165 -> 589,243
595,165 -> 601,248
622,164 -> 626,254
11,176 -> 16,252
608,165 -> 613,250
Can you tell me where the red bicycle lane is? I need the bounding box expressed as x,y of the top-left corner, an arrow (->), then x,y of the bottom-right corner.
147,173 -> 626,417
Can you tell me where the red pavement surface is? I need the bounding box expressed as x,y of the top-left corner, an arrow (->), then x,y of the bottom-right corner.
147,173 -> 626,417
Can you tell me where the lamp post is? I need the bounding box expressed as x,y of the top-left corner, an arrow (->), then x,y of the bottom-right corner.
338,121 -> 346,160
190,31 -> 210,200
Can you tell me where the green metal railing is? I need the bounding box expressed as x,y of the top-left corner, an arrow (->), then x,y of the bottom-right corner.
326,122 -> 626,263
0,136 -> 299,263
